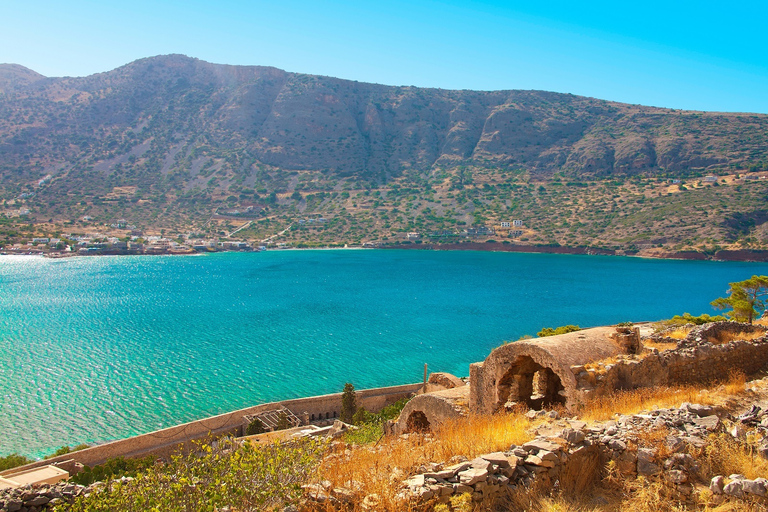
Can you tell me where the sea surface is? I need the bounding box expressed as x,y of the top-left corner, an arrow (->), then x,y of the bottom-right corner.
1,249 -> 767,458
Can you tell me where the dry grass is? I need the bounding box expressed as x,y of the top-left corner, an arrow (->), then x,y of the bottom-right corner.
643,340 -> 679,352
315,414 -> 538,511
708,330 -> 767,344
312,372 -> 754,511
579,371 -> 747,422
667,327 -> 693,340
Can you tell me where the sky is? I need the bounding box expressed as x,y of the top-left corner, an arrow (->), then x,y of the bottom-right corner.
2,1 -> 767,113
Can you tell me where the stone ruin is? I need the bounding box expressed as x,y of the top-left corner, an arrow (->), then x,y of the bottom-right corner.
393,321 -> 768,435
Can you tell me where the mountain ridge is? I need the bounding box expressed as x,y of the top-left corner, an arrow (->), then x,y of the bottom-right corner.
1,54 -> 768,251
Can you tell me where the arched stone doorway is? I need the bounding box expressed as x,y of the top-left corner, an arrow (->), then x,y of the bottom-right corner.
496,355 -> 565,411
405,411 -> 431,432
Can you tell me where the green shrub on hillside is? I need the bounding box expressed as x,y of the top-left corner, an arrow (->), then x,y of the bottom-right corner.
537,325 -> 581,337
46,444 -> 90,459
70,455 -> 156,486
662,312 -> 727,326
58,438 -> 324,511
0,453 -> 31,472
344,397 -> 411,445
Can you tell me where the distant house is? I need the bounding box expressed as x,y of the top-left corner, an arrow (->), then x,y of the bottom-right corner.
406,232 -> 420,240
500,221 -> 511,228
513,220 -> 523,227
703,175 -> 717,183
32,238 -> 49,243
510,230 -> 523,238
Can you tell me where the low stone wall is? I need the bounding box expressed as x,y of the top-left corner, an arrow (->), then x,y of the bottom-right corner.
2,383 -> 421,476
574,322 -> 768,403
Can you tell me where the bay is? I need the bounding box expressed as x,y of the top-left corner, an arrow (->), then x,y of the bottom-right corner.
1,249 -> 767,458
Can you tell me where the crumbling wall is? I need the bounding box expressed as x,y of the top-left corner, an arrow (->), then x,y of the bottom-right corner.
575,322 -> 768,404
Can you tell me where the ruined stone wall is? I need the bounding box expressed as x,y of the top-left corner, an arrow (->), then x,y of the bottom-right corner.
2,383 -> 421,476
575,322 -> 768,404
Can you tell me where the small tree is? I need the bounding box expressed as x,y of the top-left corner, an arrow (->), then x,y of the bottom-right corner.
711,275 -> 768,324
276,412 -> 290,431
245,418 -> 265,436
340,383 -> 357,423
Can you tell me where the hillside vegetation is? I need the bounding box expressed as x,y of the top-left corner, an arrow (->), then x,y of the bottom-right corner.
1,54 -> 768,252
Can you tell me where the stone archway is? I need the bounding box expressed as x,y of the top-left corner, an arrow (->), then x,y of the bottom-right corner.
496,355 -> 565,411
405,411 -> 431,432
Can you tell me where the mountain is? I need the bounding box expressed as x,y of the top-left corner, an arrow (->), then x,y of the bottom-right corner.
1,54 -> 767,252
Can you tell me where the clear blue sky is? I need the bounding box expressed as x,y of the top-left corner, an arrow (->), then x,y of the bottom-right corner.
2,1 -> 767,113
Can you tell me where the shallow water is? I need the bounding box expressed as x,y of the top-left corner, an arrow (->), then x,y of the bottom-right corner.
1,249 -> 766,457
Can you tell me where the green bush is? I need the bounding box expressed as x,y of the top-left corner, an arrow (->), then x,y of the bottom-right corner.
0,453 -> 31,472
343,397 -> 411,445
245,418 -> 265,436
663,312 -> 727,326
46,444 -> 90,459
58,438 -> 324,511
537,325 -> 580,337
70,455 -> 156,486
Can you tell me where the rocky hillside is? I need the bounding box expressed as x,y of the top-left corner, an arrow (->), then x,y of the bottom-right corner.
1,54 -> 768,250
2,54 -> 767,181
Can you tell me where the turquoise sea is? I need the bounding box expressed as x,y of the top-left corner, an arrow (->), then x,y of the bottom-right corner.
1,249 -> 768,458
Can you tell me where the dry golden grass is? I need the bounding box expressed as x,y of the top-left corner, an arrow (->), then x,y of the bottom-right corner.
579,370 -> 747,422
312,372 -> 754,511
643,340 -> 679,352
708,330 -> 767,344
667,327 -> 693,340
315,414 -> 539,511
754,318 -> 768,327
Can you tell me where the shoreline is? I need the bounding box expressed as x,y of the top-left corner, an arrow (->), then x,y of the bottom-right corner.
2,242 -> 768,263
378,242 -> 768,263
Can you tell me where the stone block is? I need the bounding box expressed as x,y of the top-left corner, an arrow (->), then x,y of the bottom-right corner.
458,467 -> 488,486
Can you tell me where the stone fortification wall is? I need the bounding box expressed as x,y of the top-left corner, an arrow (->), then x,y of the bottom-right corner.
575,322 -> 768,403
2,383 -> 421,476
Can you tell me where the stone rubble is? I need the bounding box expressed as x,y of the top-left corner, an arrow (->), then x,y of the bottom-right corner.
0,482 -> 90,512
388,401 -> 768,508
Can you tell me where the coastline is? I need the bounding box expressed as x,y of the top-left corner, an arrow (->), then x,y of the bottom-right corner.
378,242 -> 768,263
2,243 -> 768,263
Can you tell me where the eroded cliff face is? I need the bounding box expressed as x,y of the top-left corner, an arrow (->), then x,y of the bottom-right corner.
1,54 -> 766,185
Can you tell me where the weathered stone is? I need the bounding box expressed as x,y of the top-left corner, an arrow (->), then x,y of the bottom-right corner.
331,487 -> 355,503
468,457 -> 492,471
24,497 -> 50,507
522,439 -> 561,453
444,462 -> 472,474
666,470 -> 688,484
302,484 -> 329,503
710,476 -> 725,495
608,439 -> 627,451
638,459 -> 661,476
723,480 -> 745,498
742,479 -> 767,497
458,467 -> 488,485
538,450 -> 559,463
693,415 -> 720,431
453,483 -> 473,494
480,452 -> 511,468
525,455 -> 556,468
423,469 -> 457,480
405,474 -> 424,488
562,428 -> 586,445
